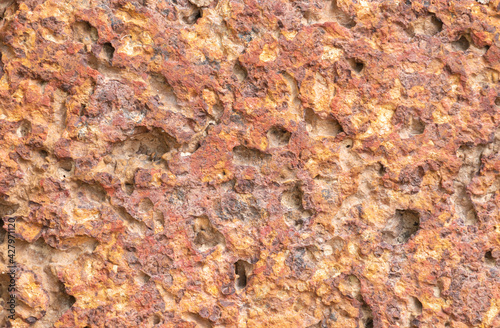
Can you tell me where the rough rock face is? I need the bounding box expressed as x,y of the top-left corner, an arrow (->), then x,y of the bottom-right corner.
0,0 -> 499,327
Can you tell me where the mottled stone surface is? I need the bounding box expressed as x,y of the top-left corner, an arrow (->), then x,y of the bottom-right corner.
0,0 -> 499,327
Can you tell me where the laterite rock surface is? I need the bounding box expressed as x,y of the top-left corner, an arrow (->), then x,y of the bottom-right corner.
0,0 -> 499,327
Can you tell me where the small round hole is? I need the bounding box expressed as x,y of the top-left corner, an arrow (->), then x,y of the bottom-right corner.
348,58 -> 364,73
17,120 -> 32,138
182,7 -> 202,25
452,35 -> 470,52
59,159 -> 73,172
102,42 -> 115,61
485,250 -> 496,265
378,163 -> 387,176
344,139 -> 353,149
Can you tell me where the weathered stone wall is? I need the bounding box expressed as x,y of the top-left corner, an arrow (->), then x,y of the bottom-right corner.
0,0 -> 499,327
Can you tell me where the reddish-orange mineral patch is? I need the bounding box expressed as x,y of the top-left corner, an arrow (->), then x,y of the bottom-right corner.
0,0 -> 499,327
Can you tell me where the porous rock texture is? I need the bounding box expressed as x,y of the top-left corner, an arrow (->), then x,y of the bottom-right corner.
0,0 -> 499,327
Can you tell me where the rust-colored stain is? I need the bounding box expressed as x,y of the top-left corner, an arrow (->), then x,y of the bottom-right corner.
0,0 -> 499,327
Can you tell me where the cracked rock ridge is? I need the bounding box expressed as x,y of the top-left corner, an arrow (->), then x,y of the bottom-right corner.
0,0 -> 500,327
